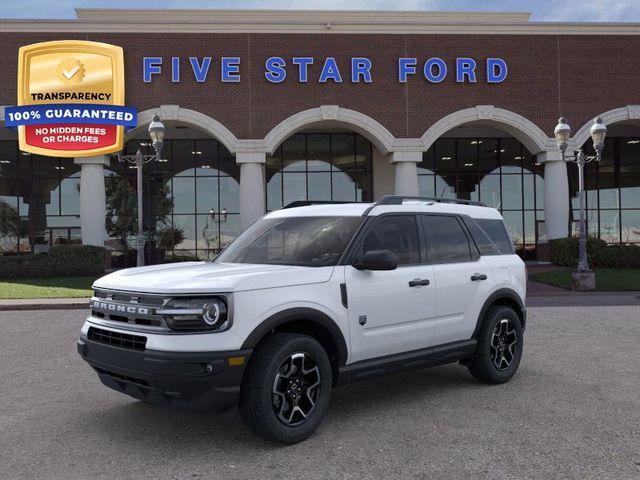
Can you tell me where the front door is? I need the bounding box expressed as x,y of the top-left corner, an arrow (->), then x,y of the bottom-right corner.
345,215 -> 436,363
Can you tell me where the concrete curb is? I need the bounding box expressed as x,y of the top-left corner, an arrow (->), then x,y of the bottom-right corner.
0,299 -> 89,311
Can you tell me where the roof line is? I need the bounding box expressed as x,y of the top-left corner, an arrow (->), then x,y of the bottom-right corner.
0,19 -> 639,35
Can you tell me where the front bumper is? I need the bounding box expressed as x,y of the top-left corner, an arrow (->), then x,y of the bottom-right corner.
77,335 -> 251,413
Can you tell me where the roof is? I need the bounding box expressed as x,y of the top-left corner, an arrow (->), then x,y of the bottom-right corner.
0,9 -> 638,35
266,200 -> 503,220
267,203 -> 372,218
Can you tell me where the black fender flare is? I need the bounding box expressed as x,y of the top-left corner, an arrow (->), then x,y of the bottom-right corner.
471,288 -> 526,338
241,307 -> 349,366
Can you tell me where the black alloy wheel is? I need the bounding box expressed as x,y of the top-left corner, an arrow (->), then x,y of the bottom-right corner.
239,333 -> 332,444
467,305 -> 523,384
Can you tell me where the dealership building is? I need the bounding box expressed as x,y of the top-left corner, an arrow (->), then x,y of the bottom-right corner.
0,8 -> 639,260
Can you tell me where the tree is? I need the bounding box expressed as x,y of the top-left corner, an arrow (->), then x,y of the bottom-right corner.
0,201 -> 21,251
104,176 -> 173,252
157,226 -> 185,252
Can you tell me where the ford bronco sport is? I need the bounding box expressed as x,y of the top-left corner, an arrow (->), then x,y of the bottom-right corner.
78,195 -> 526,444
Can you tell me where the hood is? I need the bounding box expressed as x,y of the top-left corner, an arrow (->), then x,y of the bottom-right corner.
93,262 -> 335,294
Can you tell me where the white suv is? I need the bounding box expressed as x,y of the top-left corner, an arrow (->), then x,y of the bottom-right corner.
78,195 -> 526,444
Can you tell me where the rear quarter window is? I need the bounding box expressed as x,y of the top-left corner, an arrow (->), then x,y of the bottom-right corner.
475,218 -> 514,255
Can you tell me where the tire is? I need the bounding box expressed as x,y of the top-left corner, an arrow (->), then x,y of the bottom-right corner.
238,333 -> 333,444
468,305 -> 523,384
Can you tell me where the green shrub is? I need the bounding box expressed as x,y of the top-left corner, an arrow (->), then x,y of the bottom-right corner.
550,237 -> 640,268
157,226 -> 185,252
593,244 -> 640,268
0,245 -> 106,279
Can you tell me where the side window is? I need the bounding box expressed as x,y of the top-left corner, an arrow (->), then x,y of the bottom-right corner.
361,216 -> 420,265
476,218 -> 514,255
462,217 -> 499,256
422,215 -> 472,263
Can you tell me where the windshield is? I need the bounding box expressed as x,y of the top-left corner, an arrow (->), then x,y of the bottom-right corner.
216,216 -> 363,267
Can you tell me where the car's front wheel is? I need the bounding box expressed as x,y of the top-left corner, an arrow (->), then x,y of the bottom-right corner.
467,305 -> 523,384
239,332 -> 332,444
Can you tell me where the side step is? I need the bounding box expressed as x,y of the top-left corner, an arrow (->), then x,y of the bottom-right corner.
336,339 -> 477,385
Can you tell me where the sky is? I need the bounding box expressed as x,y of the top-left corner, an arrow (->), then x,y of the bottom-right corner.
1,0 -> 639,22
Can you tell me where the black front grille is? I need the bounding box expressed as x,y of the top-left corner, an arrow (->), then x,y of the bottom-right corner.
88,327 -> 147,351
90,290 -> 168,331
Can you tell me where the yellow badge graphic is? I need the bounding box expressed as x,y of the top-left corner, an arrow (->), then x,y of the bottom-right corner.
56,58 -> 86,85
6,40 -> 136,158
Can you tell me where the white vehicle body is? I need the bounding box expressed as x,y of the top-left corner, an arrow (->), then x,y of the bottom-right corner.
78,195 -> 526,439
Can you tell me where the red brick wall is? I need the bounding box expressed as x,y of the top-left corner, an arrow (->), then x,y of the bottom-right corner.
0,32 -> 638,141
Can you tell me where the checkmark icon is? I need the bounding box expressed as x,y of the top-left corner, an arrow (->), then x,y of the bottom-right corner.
62,64 -> 80,79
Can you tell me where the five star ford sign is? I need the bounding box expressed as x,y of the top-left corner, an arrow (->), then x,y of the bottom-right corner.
4,40 -> 137,158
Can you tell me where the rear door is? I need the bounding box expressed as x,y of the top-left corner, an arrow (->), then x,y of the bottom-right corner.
421,214 -> 496,345
345,214 -> 436,363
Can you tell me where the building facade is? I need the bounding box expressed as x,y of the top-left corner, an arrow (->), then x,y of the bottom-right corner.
0,9 -> 639,260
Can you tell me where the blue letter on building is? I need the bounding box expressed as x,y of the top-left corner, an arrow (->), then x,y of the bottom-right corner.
456,58 -> 477,83
424,58 -> 447,83
221,57 -> 241,83
143,57 -> 162,83
398,58 -> 417,83
292,57 -> 313,83
351,58 -> 372,83
171,57 -> 180,83
319,57 -> 343,83
190,57 -> 211,83
265,57 -> 287,83
487,58 -> 508,83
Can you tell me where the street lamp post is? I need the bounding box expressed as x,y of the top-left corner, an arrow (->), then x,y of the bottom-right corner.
117,114 -> 166,267
553,116 -> 607,288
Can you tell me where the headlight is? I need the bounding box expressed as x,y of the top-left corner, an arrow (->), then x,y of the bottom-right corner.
158,297 -> 230,332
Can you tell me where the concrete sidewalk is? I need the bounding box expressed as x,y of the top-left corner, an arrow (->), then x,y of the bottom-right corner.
0,297 -> 89,311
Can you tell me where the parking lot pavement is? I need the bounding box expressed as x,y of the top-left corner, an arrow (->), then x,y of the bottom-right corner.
1,307 -> 639,480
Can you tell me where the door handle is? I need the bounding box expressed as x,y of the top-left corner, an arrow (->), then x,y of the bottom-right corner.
471,273 -> 488,281
409,278 -> 430,287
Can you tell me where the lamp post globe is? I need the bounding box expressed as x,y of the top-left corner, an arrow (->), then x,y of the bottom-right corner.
554,117 -> 571,155
590,116 -> 607,154
148,113 -> 166,158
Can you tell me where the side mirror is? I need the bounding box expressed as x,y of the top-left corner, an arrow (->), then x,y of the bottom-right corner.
354,249 -> 398,271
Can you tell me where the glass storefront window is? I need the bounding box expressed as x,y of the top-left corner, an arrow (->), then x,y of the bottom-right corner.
114,138 -> 240,260
307,134 -> 331,171
599,210 -> 620,243
266,133 -> 373,210
621,210 -> 640,243
420,136 -> 544,256
571,136 -> 640,244
621,174 -> 640,209
195,177 -> 219,214
501,175 -> 523,210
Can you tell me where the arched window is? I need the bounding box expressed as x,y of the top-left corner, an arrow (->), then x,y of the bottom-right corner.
115,138 -> 240,260
266,133 -> 373,211
419,137 -> 544,258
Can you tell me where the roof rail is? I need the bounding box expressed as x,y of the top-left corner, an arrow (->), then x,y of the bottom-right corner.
375,195 -> 486,207
282,200 -> 366,209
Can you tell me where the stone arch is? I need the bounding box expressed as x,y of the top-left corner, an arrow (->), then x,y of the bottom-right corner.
572,105 -> 640,148
127,105 -> 239,153
263,105 -> 396,155
420,105 -> 553,154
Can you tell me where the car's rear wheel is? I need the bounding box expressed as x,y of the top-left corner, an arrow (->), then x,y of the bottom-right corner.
239,333 -> 332,444
468,305 -> 523,384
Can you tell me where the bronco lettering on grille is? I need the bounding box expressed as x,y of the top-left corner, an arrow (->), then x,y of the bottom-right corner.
91,300 -> 149,315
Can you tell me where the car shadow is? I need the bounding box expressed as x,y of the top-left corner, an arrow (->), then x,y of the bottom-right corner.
77,363 -> 484,451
